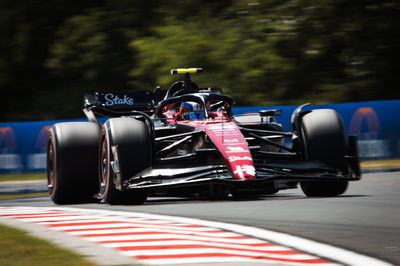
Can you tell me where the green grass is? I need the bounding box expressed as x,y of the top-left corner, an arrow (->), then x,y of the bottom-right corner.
361,159 -> 400,170
0,173 -> 46,182
0,223 -> 98,266
0,174 -> 47,200
0,192 -> 48,200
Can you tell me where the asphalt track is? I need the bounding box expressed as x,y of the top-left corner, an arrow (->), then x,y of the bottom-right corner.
0,171 -> 399,265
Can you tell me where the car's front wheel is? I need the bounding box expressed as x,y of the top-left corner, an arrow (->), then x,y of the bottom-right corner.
97,117 -> 151,204
299,109 -> 349,197
47,122 -> 100,204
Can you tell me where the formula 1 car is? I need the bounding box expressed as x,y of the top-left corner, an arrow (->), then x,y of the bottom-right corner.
47,68 -> 361,204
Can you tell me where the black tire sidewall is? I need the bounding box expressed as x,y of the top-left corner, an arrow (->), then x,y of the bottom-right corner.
300,109 -> 349,196
301,109 -> 348,171
99,117 -> 151,204
47,122 -> 100,204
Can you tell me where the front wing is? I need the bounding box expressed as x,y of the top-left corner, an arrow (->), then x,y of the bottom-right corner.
124,161 -> 361,191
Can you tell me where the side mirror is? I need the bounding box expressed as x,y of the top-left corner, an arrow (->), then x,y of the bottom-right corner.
259,109 -> 282,117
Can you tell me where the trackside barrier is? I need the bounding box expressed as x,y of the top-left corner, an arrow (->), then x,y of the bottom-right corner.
0,100 -> 399,174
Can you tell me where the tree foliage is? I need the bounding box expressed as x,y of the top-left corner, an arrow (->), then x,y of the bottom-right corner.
0,0 -> 399,121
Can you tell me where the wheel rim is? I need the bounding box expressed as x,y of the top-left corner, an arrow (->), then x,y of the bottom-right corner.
99,136 -> 109,196
47,139 -> 55,195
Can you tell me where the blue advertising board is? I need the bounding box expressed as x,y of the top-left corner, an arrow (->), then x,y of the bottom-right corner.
234,100 -> 400,161
1,100 -> 399,173
0,119 -> 85,173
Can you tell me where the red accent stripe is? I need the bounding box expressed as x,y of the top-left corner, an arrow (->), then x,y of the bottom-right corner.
117,244 -> 300,255
135,253 -> 329,264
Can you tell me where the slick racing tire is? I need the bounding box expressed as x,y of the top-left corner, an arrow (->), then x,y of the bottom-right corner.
300,109 -> 349,197
98,117 -> 151,205
47,122 -> 100,204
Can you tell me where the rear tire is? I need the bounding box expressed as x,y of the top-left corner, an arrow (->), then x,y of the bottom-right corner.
98,117 -> 151,204
299,109 -> 349,197
300,180 -> 348,197
47,122 -> 100,204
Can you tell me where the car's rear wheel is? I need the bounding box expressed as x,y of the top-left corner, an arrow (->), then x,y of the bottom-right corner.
98,117 -> 151,205
47,122 -> 100,204
299,109 -> 349,197
300,180 -> 348,197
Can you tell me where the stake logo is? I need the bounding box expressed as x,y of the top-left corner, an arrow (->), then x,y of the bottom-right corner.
104,93 -> 134,106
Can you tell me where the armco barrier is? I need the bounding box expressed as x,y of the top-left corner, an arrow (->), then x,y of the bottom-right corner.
1,100 -> 399,174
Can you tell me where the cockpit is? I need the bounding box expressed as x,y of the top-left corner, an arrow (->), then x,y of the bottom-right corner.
156,68 -> 234,121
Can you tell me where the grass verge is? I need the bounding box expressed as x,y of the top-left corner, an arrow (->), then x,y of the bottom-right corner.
360,159 -> 400,170
0,173 -> 46,182
0,192 -> 48,200
0,223 -> 97,266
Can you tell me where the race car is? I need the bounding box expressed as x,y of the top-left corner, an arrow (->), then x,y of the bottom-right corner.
47,67 -> 361,204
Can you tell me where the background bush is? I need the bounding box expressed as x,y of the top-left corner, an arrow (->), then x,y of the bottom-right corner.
1,0 -> 399,121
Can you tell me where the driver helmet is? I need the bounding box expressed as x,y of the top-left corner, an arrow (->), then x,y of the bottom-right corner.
179,102 -> 205,120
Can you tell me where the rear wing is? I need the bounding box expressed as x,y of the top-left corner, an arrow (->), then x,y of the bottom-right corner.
84,91 -> 158,112
83,91 -> 166,122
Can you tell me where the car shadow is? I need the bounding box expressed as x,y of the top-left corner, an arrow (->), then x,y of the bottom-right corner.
143,193 -> 370,205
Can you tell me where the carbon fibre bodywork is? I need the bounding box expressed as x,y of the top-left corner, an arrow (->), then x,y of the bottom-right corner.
47,68 -> 361,205
83,88 -> 361,197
